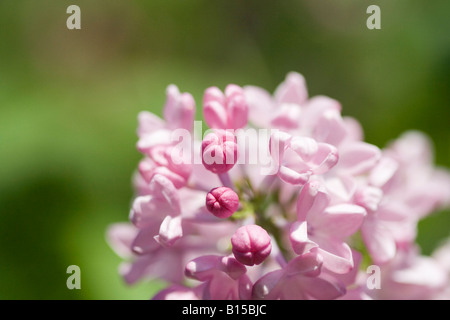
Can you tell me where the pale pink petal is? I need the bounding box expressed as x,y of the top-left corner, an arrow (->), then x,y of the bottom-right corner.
271,103 -> 302,130
368,156 -> 399,188
313,108 -> 347,146
301,274 -> 346,300
131,225 -> 160,255
285,250 -> 323,277
316,204 -> 366,238
203,100 -> 228,129
136,129 -> 173,154
154,215 -> 183,247
137,111 -> 165,137
164,86 -> 195,131
289,221 -> 319,255
362,218 -> 396,264
296,180 -> 330,221
243,85 -> 275,128
338,142 -> 381,175
225,84 -> 248,129
185,255 -> 246,281
309,143 -> 339,174
252,269 -> 285,300
106,223 -> 138,259
278,165 -> 311,186
153,284 -> 200,300
274,72 -> 308,105
342,116 -> 364,142
316,241 -> 354,274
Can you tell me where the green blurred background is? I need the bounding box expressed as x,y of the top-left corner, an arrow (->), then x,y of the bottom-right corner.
0,0 -> 449,299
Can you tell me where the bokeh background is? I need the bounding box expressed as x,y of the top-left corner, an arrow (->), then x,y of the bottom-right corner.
1,0 -> 449,299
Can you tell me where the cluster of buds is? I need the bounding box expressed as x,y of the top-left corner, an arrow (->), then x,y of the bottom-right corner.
108,73 -> 450,299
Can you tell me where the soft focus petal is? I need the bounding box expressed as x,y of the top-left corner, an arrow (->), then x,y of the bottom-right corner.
316,204 -> 366,238
297,180 -> 330,221
244,85 -> 275,128
285,250 -> 323,277
153,284 -> 200,300
338,142 -> 381,175
106,223 -> 138,259
274,72 -> 308,105
289,221 -> 319,255
301,274 -> 346,300
154,215 -> 183,247
137,111 -> 165,137
362,217 -> 396,264
316,241 -> 354,274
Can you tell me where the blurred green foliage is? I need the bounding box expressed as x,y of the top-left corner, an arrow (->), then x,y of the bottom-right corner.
0,0 -> 449,299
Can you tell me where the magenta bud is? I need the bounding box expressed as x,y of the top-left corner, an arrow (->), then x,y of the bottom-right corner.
206,187 -> 239,219
201,130 -> 238,174
231,225 -> 272,266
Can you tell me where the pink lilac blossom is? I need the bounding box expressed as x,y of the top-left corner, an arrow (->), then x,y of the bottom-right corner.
107,73 -> 450,300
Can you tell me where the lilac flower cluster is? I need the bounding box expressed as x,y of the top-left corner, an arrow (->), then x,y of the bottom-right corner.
108,73 -> 450,299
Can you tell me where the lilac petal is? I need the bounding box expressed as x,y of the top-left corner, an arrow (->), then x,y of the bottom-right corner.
325,175 -> 357,202
285,250 -> 323,277
154,215 -> 183,247
151,166 -> 187,189
391,256 -> 447,288
137,111 -> 165,137
164,84 -> 195,131
120,257 -> 153,285
269,130 -> 291,168
150,174 -> 181,213
301,274 -> 346,300
252,269 -> 285,300
163,84 -> 180,121
310,143 -> 339,174
342,116 -> 363,142
129,195 -> 154,228
106,223 -> 138,259
362,218 -> 396,264
129,175 -> 181,228
354,186 -> 383,212
335,249 -> 363,286
369,157 -> 399,188
121,252 -> 183,285
153,284 -> 200,300
243,85 -> 275,128
289,136 -> 319,162
274,72 -> 308,105
131,225 -> 160,255
238,275 -> 253,300
313,108 -> 347,146
296,180 -> 330,221
220,255 -> 248,280
271,103 -> 302,130
204,86 -> 225,105
226,84 -> 248,129
136,129 -> 172,154
317,241 -> 354,274
203,100 -> 228,129
289,221 -> 319,255
185,255 -> 246,281
316,204 -> 366,238
278,165 -> 311,186
338,142 -> 381,175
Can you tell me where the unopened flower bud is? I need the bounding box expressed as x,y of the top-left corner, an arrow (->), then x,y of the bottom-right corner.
206,187 -> 239,219
231,225 -> 272,266
201,130 -> 238,174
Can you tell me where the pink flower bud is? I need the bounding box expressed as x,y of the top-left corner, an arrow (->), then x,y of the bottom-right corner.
231,225 -> 272,266
206,187 -> 239,219
201,130 -> 238,174
203,84 -> 248,130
